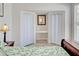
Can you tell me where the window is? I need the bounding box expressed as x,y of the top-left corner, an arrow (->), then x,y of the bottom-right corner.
74,4 -> 79,43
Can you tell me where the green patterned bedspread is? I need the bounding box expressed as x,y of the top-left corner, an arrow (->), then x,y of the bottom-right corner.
0,46 -> 69,56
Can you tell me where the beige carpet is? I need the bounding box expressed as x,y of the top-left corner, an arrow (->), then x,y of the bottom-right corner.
32,43 -> 60,47
36,39 -> 60,46
36,39 -> 48,44
25,43 -> 60,47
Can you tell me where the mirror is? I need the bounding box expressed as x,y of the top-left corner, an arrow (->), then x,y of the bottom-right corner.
37,15 -> 46,25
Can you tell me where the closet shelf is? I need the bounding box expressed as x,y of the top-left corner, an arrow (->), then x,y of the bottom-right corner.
36,31 -> 48,33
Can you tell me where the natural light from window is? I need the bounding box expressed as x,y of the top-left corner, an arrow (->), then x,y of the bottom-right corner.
74,4 -> 79,43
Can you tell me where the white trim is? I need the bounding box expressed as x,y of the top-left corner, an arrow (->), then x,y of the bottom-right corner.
74,5 -> 77,41
47,12 -> 51,43
34,13 -> 37,44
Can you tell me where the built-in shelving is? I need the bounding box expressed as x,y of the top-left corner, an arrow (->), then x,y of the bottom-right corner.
36,31 -> 48,33
36,30 -> 48,43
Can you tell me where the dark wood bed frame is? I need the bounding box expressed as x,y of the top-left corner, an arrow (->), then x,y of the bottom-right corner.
61,39 -> 79,56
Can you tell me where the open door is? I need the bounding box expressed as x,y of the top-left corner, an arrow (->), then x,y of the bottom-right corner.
48,11 -> 65,45
20,11 -> 36,47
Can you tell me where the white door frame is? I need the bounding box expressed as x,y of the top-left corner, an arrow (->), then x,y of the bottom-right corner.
20,11 -> 37,46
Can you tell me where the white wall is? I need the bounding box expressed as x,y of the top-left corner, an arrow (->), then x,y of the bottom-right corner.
11,3 -> 72,46
0,3 -> 13,42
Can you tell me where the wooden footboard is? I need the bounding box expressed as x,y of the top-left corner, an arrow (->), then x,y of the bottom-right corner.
61,39 -> 79,56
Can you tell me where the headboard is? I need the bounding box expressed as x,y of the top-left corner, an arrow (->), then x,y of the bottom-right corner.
61,39 -> 79,56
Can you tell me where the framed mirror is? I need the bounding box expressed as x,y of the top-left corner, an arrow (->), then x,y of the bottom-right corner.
37,15 -> 46,25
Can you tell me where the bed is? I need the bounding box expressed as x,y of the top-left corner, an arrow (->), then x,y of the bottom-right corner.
61,39 -> 79,56
0,40 -> 69,56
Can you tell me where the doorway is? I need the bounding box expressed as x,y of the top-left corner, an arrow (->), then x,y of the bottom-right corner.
36,15 -> 48,44
48,11 -> 65,45
35,11 -> 65,45
20,11 -> 65,46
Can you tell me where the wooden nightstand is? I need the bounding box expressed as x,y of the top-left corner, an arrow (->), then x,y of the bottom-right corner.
5,41 -> 14,47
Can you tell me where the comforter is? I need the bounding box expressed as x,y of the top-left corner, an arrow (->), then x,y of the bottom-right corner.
0,46 -> 69,56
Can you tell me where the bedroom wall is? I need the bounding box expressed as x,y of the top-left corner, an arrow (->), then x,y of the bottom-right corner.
11,3 -> 72,46
0,3 -> 13,42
